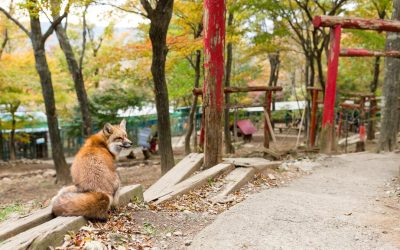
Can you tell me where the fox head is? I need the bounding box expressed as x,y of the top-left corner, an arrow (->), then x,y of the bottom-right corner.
102,119 -> 133,156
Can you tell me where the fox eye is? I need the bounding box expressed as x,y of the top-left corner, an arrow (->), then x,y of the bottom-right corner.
116,137 -> 123,141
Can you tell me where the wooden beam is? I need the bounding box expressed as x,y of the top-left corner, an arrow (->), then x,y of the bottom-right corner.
341,48 -> 400,58
0,206 -> 54,242
0,184 -> 143,247
223,158 -> 282,171
211,167 -> 256,203
193,86 -> 282,96
143,153 -> 204,202
313,15 -> 400,32
153,163 -> 234,204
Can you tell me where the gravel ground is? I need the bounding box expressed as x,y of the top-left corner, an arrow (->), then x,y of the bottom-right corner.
190,152 -> 400,250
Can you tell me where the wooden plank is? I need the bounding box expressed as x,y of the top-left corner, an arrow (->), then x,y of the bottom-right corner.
263,108 -> 276,143
144,153 -> 204,202
211,167 -> 256,203
0,216 -> 87,250
118,184 -> 144,205
223,158 -> 282,171
0,185 -> 143,248
153,163 -> 234,204
0,206 -> 53,242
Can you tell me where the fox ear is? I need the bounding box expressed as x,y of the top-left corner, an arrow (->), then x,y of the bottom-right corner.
120,119 -> 126,131
103,123 -> 113,136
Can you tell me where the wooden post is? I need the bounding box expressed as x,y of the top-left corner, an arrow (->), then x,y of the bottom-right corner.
233,108 -> 238,142
203,0 -> 225,168
307,87 -> 321,147
264,91 -> 272,148
320,25 -> 341,153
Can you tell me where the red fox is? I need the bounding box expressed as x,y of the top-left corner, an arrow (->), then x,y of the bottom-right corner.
52,120 -> 132,220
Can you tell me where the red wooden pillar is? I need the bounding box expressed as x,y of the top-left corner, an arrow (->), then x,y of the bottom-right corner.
320,25 -> 341,153
203,0 -> 225,168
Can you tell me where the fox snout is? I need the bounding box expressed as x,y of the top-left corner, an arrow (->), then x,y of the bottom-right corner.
122,139 -> 133,148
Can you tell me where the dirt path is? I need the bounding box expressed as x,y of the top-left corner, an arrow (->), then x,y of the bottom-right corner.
190,152 -> 400,250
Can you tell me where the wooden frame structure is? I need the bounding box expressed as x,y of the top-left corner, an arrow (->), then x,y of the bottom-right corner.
193,86 -> 282,149
313,15 -> 400,153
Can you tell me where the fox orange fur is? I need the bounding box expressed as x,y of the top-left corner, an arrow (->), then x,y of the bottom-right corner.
52,120 -> 132,220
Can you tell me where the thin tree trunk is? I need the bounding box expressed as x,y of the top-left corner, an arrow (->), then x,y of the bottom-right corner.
9,105 -> 17,161
368,56 -> 381,140
51,9 -> 92,137
30,13 -> 70,183
147,1 -> 175,174
0,28 -> 8,59
185,50 -> 201,154
224,12 -> 234,154
379,0 -> 400,151
268,52 -> 280,111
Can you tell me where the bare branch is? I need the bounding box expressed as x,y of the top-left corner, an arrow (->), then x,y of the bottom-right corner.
0,7 -> 31,38
79,4 -> 89,70
94,1 -> 148,18
42,10 -> 68,42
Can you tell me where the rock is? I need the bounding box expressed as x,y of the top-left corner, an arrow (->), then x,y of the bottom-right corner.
2,177 -> 11,182
43,169 -> 56,177
267,174 -> 276,180
173,231 -> 183,236
165,232 -> 172,237
84,241 -> 107,250
185,240 -> 192,246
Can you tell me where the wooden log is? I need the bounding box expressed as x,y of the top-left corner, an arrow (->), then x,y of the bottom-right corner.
211,167 -> 256,203
0,206 -> 54,242
144,153 -> 204,202
313,15 -> 400,32
0,184 -> 143,247
263,108 -> 276,143
193,86 -> 283,95
153,163 -> 234,204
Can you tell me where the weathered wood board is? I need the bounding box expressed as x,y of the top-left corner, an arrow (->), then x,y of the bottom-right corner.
223,158 -> 282,171
153,163 -> 234,204
144,153 -> 204,202
0,206 -> 54,242
211,167 -> 256,203
0,184 -> 143,249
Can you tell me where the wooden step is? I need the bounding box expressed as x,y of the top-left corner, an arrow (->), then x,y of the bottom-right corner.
153,163 -> 235,204
144,153 -> 204,202
211,167 -> 256,203
0,184 -> 143,248
223,158 -> 282,171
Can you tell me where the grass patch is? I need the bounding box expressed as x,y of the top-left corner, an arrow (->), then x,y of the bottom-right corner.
0,204 -> 24,222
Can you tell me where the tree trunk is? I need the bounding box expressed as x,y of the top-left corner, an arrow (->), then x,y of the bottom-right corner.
29,14 -> 70,183
52,12 -> 92,137
0,121 -> 3,161
148,1 -> 175,174
368,56 -> 381,140
203,0 -> 225,168
268,52 -> 280,111
9,104 -> 18,161
379,0 -> 400,151
184,50 -> 201,155
224,12 -> 234,154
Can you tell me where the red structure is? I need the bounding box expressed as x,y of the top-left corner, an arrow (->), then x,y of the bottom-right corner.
307,87 -> 323,147
203,0 -> 225,168
313,15 -> 400,153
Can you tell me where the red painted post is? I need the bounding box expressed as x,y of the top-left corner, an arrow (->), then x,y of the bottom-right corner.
203,0 -> 225,168
313,15 -> 400,32
340,48 -> 400,57
321,25 -> 342,153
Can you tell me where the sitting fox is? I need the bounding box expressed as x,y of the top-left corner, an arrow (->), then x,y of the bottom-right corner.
52,120 -> 132,220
